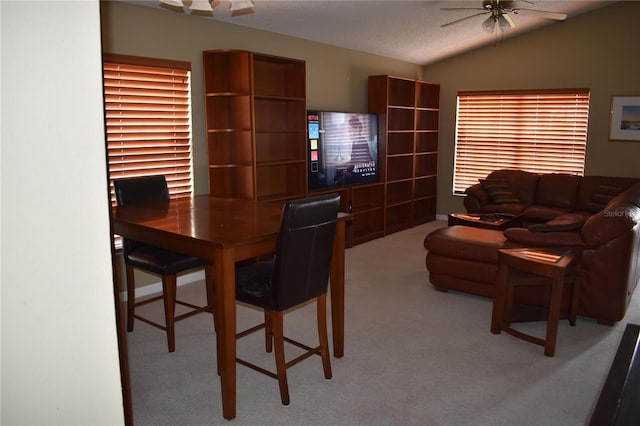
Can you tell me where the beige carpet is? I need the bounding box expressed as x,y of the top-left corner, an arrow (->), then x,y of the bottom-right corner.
126,220 -> 640,425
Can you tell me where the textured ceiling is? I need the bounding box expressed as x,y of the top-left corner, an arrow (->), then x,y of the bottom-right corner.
126,0 -> 615,65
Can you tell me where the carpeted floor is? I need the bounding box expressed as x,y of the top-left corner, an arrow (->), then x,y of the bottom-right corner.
125,220 -> 640,425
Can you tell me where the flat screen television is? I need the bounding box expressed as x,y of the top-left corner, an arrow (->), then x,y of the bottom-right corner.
307,110 -> 379,190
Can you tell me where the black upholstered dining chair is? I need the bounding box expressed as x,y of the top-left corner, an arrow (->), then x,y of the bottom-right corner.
113,175 -> 213,353
234,193 -> 341,405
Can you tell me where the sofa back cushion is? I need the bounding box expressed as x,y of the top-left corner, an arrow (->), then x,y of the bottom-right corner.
479,179 -> 520,204
576,176 -> 640,213
535,174 -> 581,208
486,169 -> 539,205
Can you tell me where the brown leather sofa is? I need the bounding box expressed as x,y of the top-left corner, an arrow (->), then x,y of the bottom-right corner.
424,170 -> 640,324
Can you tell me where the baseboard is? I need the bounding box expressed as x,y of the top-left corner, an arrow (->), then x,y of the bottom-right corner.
436,214 -> 448,221
119,270 -> 206,302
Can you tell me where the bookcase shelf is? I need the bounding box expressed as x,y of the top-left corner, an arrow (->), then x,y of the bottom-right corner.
387,132 -> 414,155
368,75 -> 440,234
204,56 -> 440,244
203,50 -> 307,202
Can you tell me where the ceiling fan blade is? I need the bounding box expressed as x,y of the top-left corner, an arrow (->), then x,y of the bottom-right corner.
512,8 -> 568,21
440,7 -> 487,11
441,11 -> 490,28
502,14 -> 516,29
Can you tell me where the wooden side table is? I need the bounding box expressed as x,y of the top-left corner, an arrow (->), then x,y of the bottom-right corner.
447,213 -> 522,230
490,247 -> 581,357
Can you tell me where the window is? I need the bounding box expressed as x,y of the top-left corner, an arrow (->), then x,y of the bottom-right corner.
102,54 -> 194,203
452,89 -> 590,194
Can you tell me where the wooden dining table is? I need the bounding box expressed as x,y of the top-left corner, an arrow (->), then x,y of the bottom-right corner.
112,195 -> 349,420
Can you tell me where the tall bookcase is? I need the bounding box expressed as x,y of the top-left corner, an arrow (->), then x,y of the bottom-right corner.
203,50 -> 307,202
368,75 -> 440,235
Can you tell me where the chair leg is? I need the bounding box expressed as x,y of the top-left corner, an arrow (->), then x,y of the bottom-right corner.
272,311 -> 290,405
265,311 -> 273,353
317,294 -> 332,379
162,274 -> 178,353
125,263 -> 136,332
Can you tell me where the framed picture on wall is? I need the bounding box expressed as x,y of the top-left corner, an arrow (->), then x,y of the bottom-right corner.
609,95 -> 640,141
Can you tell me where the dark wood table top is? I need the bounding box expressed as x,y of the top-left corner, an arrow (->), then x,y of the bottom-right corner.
113,196 -> 285,250
448,212 -> 522,230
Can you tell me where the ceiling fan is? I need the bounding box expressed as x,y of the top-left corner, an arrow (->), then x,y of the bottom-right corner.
441,0 -> 567,32
159,0 -> 255,16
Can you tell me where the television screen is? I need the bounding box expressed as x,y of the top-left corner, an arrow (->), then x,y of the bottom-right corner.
307,111 -> 379,190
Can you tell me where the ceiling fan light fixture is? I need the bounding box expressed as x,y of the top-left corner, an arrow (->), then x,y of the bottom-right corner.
161,0 -> 184,6
188,0 -> 214,13
482,16 -> 496,32
159,0 -> 185,12
229,0 -> 255,15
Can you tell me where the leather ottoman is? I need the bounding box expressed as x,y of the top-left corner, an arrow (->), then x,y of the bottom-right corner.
424,225 -> 506,297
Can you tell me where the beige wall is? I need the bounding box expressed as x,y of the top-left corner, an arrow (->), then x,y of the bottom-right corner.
102,1 -> 640,290
423,1 -> 640,215
101,0 -> 424,289
100,0 -> 422,196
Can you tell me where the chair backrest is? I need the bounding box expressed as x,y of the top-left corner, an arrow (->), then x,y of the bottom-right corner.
271,193 -> 341,311
113,175 -> 170,207
113,175 -> 170,255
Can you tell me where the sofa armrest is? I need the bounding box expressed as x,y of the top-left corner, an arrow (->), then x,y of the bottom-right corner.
581,196 -> 640,248
504,227 -> 587,248
464,183 -> 490,212
578,182 -> 640,248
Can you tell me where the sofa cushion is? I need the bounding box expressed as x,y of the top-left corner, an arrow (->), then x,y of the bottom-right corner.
528,221 -> 584,233
576,176 -> 640,212
586,184 -> 627,212
504,227 -> 587,248
521,205 -> 573,222
487,169 -> 539,204
476,202 -> 527,215
527,212 -> 590,232
535,173 -> 581,208
465,183 -> 491,206
480,178 -> 520,204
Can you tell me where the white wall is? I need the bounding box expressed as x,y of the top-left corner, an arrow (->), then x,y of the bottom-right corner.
1,1 -> 124,424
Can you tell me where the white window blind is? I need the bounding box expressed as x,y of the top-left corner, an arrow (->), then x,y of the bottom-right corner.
103,54 -> 194,204
453,89 -> 590,194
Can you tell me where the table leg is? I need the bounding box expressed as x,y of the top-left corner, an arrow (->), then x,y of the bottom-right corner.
214,248 -> 237,420
569,276 -> 580,326
205,264 -> 221,375
544,271 -> 565,357
330,219 -> 346,358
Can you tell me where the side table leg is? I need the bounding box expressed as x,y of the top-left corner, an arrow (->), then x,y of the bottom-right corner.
569,277 -> 580,327
544,272 -> 565,357
491,262 -> 509,334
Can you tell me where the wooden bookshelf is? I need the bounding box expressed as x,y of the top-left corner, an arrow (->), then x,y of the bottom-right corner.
368,75 -> 440,235
203,50 -> 307,202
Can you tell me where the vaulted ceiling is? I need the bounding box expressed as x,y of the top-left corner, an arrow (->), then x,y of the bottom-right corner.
126,0 -> 616,65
